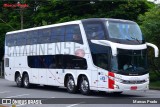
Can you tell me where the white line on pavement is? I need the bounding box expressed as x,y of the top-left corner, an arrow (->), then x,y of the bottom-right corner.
0,91 -> 10,94
5,94 -> 30,98
66,102 -> 85,107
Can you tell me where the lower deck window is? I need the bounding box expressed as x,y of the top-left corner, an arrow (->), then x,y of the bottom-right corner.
28,55 -> 87,70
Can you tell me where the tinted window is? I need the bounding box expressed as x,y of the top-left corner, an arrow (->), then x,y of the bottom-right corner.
89,42 -> 109,70
28,55 -> 63,69
12,34 -> 17,46
5,58 -> 9,67
6,34 -> 12,46
28,55 -> 53,68
84,23 -> 105,40
16,33 -> 27,46
65,25 -> 83,44
27,30 -> 39,45
50,27 -> 65,42
63,55 -> 87,69
28,55 -> 87,69
39,28 -> 51,43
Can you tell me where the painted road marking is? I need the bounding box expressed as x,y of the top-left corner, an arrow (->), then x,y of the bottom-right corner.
0,91 -> 10,94
66,102 -> 85,107
5,94 -> 29,98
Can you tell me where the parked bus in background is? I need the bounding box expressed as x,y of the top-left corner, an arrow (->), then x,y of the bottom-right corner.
4,18 -> 159,95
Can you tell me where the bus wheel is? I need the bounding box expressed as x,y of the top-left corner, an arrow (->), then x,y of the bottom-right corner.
16,74 -> 23,87
23,74 -> 31,88
80,76 -> 90,95
66,76 -> 76,93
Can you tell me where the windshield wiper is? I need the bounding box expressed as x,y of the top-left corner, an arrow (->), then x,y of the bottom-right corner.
131,37 -> 141,44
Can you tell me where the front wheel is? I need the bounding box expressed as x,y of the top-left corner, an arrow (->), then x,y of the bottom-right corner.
23,74 -> 31,88
66,76 -> 77,93
80,76 -> 90,95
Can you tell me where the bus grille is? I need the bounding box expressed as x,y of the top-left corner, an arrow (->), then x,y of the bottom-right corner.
122,80 -> 146,84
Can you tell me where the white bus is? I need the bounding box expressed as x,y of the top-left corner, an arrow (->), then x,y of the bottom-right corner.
4,18 -> 159,95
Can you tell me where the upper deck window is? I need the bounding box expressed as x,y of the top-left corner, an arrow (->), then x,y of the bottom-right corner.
83,22 -> 105,40
106,21 -> 143,40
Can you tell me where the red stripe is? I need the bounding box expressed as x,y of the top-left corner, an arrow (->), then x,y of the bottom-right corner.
108,72 -> 115,89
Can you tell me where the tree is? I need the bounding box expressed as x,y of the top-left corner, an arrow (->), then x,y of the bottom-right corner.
139,5 -> 160,77
0,0 -> 155,60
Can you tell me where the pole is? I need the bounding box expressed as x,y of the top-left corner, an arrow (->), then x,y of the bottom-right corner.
0,62 -> 2,77
20,8 -> 23,29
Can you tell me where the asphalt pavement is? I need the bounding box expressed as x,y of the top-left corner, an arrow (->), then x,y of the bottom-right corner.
0,78 -> 159,107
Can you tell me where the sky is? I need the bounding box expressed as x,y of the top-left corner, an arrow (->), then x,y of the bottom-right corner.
148,0 -> 160,4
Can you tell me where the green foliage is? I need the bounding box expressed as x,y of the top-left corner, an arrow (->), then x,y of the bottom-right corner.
139,6 -> 160,77
0,0 -> 155,60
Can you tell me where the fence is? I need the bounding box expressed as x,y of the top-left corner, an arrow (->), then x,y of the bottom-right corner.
0,61 -> 4,78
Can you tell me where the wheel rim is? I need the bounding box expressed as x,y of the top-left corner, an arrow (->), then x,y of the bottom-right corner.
81,79 -> 89,92
67,78 -> 74,91
24,77 -> 29,87
16,76 -> 21,86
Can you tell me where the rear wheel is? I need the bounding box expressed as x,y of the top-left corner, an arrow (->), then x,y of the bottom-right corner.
23,74 -> 31,88
66,76 -> 77,93
80,76 -> 90,95
15,74 -> 23,87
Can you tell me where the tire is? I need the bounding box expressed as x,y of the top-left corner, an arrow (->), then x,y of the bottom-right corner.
23,73 -> 31,88
66,76 -> 77,93
15,74 -> 23,87
80,76 -> 90,95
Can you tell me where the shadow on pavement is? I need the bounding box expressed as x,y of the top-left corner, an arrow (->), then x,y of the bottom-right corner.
9,84 -> 144,98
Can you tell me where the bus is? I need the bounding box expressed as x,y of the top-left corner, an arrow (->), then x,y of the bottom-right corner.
4,18 -> 159,95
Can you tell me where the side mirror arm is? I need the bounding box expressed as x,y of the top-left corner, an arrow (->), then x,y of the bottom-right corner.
146,42 -> 159,57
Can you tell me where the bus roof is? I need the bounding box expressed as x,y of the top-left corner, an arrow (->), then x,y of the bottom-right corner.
6,18 -> 135,35
6,20 -> 82,35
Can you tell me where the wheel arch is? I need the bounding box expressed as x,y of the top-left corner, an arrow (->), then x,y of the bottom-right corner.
22,71 -> 29,79
15,71 -> 21,81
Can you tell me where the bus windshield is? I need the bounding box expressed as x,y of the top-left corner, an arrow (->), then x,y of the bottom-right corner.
106,21 -> 143,40
111,49 -> 148,75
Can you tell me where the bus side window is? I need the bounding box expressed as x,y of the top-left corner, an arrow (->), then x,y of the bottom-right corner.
51,27 -> 65,43
17,33 -> 27,46
63,55 -> 87,70
6,35 -> 12,47
39,28 -> 51,43
65,25 -> 83,44
84,23 -> 105,40
20,33 -> 27,45
5,58 -> 9,67
54,55 -> 63,69
12,34 -> 17,46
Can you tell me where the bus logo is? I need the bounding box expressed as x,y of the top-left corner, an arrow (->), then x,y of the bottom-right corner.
75,49 -> 85,58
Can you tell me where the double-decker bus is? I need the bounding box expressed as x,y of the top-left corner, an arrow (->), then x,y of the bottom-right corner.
4,18 -> 159,95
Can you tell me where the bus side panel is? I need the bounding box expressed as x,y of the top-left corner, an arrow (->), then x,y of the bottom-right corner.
5,57 -> 15,81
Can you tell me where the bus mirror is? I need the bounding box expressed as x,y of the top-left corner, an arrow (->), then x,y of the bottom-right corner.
146,42 -> 159,57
